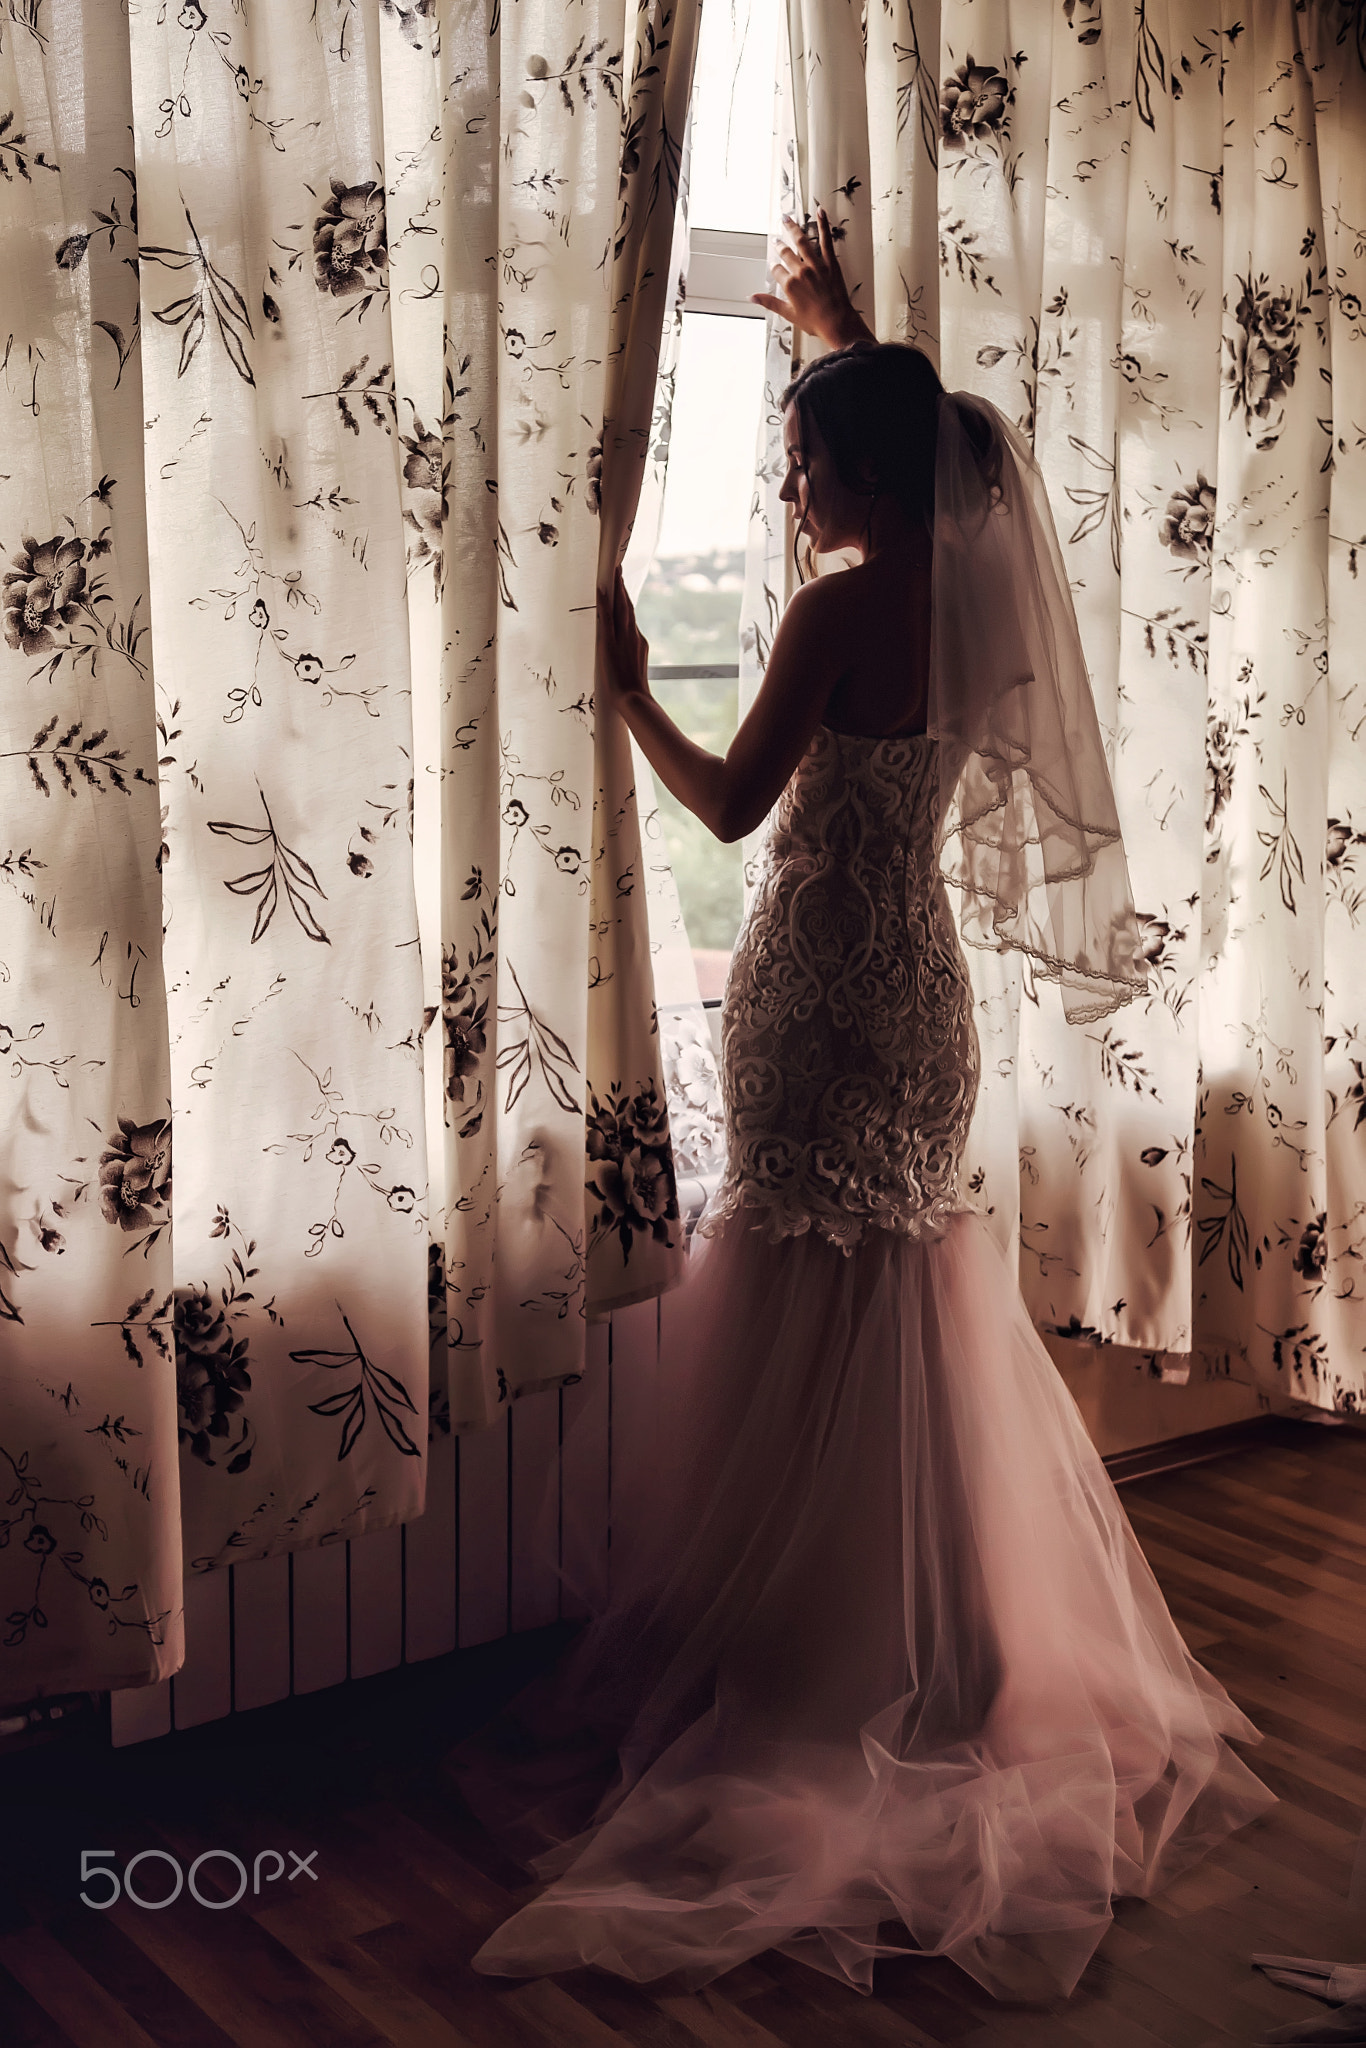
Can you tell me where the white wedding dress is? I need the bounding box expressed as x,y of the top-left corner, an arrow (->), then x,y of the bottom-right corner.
454,721 -> 1274,2002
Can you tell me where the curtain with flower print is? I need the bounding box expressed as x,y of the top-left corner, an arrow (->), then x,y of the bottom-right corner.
130,0 -> 434,1578
0,5 -> 181,1706
408,0 -> 696,1430
744,0 -> 1366,1412
0,0 -> 693,1706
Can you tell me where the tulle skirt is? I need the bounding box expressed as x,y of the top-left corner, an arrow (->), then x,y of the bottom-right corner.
449,1207 -> 1274,2001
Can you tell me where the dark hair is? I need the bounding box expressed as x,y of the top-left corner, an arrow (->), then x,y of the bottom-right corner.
780,342 -> 946,540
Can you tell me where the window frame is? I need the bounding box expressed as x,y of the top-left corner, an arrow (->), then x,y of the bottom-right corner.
644,227 -> 766,694
684,227 -> 768,320
642,228 -> 773,1003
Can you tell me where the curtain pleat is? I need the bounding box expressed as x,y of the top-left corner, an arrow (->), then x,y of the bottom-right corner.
129,0 -> 432,1567
430,0 -> 695,1426
0,3 -> 180,1701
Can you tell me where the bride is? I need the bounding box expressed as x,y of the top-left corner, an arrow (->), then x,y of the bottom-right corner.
449,211 -> 1274,2003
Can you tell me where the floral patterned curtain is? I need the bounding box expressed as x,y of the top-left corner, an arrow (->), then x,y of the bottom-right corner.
745,0 -> 1366,1411
0,2 -> 180,1703
0,0 -> 692,1707
417,0 -> 696,1426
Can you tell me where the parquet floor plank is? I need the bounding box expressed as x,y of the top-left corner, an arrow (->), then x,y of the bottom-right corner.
0,1926 -> 160,2048
556,1968 -> 743,2048
652,1983 -> 797,2047
1182,1899 -> 1343,2018
1068,1942 -> 1223,2047
290,1804 -> 622,2048
347,1798 -> 521,1936
497,1976 -> 641,2048
1180,1467 -> 1366,1562
1141,1856 -> 1251,1922
1181,1852 -> 1362,1957
69,1800 -> 394,2048
757,1953 -> 952,2047
1199,1635 -> 1366,1743
1136,1489 -> 1339,1567
1094,1908 -> 1302,2035
253,1892 -> 476,2048
1242,1724 -> 1366,1806
6,1421 -> 1366,2045
1157,1568 -> 1366,1689
1167,1616 -> 1224,1654
736,1972 -> 939,2048
1042,2001 -> 1194,2048
349,1918 -> 550,2048
37,1903 -> 240,2048
1182,1869 -> 1363,2008
1138,1531 -> 1366,1645
1241,1789 -> 1359,1875
273,1931 -> 476,2048
1239,1747 -> 1365,1836
107,1897 -> 391,2048
0,1967 -> 81,2048
863,1962 -> 989,2044
1117,1497 -> 1311,1593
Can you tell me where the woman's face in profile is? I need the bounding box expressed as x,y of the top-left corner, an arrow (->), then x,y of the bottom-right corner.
779,401 -> 866,557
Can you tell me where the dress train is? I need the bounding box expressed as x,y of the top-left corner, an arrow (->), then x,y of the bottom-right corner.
451,1208 -> 1274,2000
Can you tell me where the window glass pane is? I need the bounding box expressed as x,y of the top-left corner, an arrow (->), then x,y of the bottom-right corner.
658,315 -> 766,558
648,676 -> 741,998
637,313 -> 764,663
635,313 -> 765,993
687,0 -> 781,234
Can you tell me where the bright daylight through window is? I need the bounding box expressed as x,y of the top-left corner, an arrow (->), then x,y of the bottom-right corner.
634,0 -> 780,999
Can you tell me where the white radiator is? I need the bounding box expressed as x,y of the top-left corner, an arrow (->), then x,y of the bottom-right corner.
109,1299 -> 662,1745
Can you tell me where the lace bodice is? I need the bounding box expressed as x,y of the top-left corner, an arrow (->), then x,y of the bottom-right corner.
702,726 -> 980,1251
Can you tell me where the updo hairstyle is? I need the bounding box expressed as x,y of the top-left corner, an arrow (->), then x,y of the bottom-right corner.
779,342 -> 1000,544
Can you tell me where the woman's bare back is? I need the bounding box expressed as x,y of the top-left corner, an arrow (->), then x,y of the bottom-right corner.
815,533 -> 933,741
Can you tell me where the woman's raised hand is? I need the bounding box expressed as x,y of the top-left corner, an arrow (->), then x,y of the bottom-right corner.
751,205 -> 875,351
595,568 -> 651,719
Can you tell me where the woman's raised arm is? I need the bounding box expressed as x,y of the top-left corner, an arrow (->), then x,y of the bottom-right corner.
752,206 -> 875,352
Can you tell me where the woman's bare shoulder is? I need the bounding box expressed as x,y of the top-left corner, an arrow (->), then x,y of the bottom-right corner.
778,548 -> 929,664
770,570 -> 848,651
784,563 -> 863,628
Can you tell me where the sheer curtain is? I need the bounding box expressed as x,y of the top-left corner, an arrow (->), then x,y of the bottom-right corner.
743,0 -> 1366,1408
0,0 -> 693,1705
616,114 -> 730,1214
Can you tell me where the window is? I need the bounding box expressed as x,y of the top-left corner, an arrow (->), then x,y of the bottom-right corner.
636,314 -> 764,995
634,0 -> 781,1000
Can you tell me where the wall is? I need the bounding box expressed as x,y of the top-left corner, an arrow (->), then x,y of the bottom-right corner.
1048,1340 -> 1286,1458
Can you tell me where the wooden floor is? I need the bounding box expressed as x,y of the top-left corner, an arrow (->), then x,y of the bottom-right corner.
3,1420 -> 1366,2047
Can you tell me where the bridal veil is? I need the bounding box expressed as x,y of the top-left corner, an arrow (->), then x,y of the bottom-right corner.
931,390 -> 1148,1023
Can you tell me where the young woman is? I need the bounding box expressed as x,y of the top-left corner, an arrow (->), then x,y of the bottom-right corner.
450,213 -> 1274,2004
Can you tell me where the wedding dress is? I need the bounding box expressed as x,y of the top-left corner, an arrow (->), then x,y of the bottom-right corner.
452,708 -> 1275,2002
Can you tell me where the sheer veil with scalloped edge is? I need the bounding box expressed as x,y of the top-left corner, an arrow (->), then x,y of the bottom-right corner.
932,390 -> 1147,1022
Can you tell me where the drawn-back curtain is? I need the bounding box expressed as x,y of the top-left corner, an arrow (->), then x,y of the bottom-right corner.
405,0 -> 695,1430
746,0 -> 1366,1409
0,0 -> 690,1708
